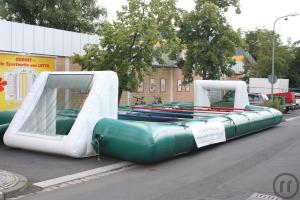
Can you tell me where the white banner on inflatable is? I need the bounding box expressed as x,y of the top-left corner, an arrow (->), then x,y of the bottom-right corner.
188,122 -> 226,148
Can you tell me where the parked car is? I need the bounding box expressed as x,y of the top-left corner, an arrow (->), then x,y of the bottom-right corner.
248,93 -> 269,106
212,92 -> 269,108
295,92 -> 300,108
267,92 -> 297,113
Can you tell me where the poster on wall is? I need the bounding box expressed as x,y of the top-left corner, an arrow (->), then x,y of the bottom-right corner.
0,53 -> 56,111
149,78 -> 155,92
160,79 -> 166,92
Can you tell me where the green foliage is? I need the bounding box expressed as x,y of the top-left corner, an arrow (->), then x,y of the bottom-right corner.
195,0 -> 240,12
244,29 -> 294,79
266,97 -> 282,111
72,0 -> 180,100
288,47 -> 300,88
178,0 -> 242,82
0,0 -> 106,33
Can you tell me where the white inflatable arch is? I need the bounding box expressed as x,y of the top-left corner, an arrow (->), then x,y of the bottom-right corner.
194,80 -> 249,108
4,71 -> 118,158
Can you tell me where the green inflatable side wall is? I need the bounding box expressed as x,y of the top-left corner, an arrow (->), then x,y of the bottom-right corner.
0,111 -> 15,136
92,107 -> 283,163
0,111 -> 76,136
92,119 -> 196,163
0,105 -> 283,164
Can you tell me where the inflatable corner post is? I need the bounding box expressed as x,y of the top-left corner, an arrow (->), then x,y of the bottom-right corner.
194,80 -> 249,108
4,71 -> 118,158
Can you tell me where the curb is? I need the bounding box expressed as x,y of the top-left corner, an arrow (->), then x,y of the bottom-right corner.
0,171 -> 28,199
34,161 -> 133,188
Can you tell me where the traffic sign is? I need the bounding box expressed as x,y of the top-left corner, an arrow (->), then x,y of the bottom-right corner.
268,74 -> 278,84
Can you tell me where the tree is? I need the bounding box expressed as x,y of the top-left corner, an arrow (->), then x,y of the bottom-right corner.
288,47 -> 300,88
0,0 -> 106,33
244,29 -> 294,79
72,0 -> 180,102
178,0 -> 242,82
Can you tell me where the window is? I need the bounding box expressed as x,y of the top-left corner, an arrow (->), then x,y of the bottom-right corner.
160,79 -> 166,92
149,79 -> 155,92
177,80 -> 182,92
186,83 -> 190,92
138,82 -> 144,92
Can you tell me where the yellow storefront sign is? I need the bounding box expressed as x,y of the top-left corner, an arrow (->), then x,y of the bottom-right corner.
0,53 -> 55,111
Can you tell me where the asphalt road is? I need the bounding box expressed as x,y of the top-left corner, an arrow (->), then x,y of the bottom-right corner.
18,110 -> 300,200
0,143 -> 118,183
283,109 -> 300,121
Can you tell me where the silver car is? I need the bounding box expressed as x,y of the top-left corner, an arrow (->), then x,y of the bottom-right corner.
248,93 -> 269,106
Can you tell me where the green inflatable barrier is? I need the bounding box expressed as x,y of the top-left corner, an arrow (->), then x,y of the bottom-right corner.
0,104 -> 283,164
0,111 -> 76,136
92,106 -> 283,163
0,111 -> 15,136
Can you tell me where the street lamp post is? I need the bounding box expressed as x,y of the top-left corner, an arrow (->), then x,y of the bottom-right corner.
271,13 -> 299,101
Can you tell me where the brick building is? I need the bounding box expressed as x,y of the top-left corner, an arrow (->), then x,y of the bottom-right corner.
120,48 -> 255,106
119,66 -> 199,105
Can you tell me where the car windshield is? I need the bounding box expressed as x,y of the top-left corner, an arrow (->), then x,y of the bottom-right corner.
248,94 -> 260,102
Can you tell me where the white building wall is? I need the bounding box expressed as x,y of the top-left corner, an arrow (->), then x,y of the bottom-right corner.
249,78 -> 289,94
0,20 -> 99,57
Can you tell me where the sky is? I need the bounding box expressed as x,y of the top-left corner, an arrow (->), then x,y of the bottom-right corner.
98,0 -> 300,43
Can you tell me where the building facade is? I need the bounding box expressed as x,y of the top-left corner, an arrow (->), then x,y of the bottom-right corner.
119,47 -> 255,106
119,67 -> 201,105
0,20 -> 98,111
0,20 -> 253,110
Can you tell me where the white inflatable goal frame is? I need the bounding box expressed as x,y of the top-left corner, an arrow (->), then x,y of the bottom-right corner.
4,71 -> 118,158
194,80 -> 250,108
